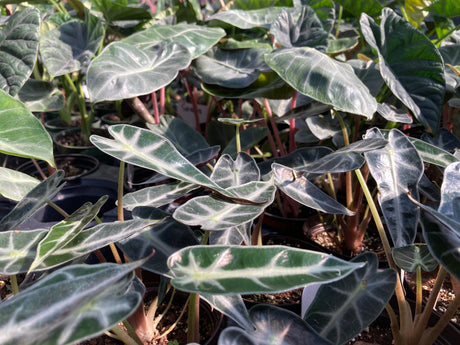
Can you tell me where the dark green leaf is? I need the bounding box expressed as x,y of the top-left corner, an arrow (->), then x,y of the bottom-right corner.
0,7 -> 40,96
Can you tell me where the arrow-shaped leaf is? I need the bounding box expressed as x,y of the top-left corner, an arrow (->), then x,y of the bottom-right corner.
168,245 -> 364,294
0,262 -> 143,345
365,128 -> 423,247
90,125 -> 266,204
273,164 -> 354,215
0,171 -> 65,232
28,196 -> 108,273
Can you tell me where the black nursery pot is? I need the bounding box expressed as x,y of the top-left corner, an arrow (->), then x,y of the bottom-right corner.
17,154 -> 100,181
17,178 -> 118,229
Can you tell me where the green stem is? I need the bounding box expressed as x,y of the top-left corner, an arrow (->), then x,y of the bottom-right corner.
187,293 -> 200,343
118,161 -> 125,222
10,274 -> 19,295
434,24 -> 460,46
335,6 -> 343,38
235,124 -> 241,154
46,201 -> 70,218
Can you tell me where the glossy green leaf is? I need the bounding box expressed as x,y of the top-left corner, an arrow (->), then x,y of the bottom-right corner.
207,7 -> 288,29
36,218 -> 158,272
301,138 -> 388,174
87,42 -> 192,102
273,164 -> 354,215
218,305 -> 334,345
91,0 -> 152,22
265,47 -> 377,118
270,6 -> 328,50
380,129 -> 459,168
146,115 -> 209,155
377,103 -> 413,123
168,245 -> 364,294
365,128 -> 423,247
438,161 -> 460,221
124,23 -> 226,59
211,153 -> 260,189
0,171 -> 64,232
392,244 -> 438,272
123,181 -> 198,211
258,146 -> 332,176
118,207 -> 199,275
304,252 -> 396,345
327,37 -> 359,55
0,262 -> 143,345
348,59 -> 384,97
0,168 -> 39,201
0,89 -> 54,166
39,14 -> 104,76
202,71 -> 293,99
426,0 -> 460,18
194,47 -> 270,88
18,79 -> 64,112
28,197 -> 108,273
173,182 -> 276,230
419,205 -> 460,281
360,8 -> 445,133
209,222 -> 252,246
334,0 -> 382,17
0,228 -> 47,275
0,7 -> 40,96
90,125 -> 265,204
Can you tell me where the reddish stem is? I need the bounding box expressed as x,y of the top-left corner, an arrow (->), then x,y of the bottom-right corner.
182,74 -> 201,132
289,92 -> 297,153
264,98 -> 286,156
151,91 -> 160,124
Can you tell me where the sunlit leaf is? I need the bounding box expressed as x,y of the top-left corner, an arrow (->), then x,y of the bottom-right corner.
265,47 -> 377,118
0,168 -> 39,201
365,128 -> 424,247
168,245 -> 364,294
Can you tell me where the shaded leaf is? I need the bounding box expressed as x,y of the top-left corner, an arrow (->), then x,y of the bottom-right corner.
304,252 -> 396,345
218,305 -> 333,345
18,79 -> 64,112
392,244 -> 438,272
0,262 -> 143,345
0,171 -> 64,232
194,47 -> 270,88
119,207 -> 199,275
39,14 -> 104,76
271,6 -> 328,51
0,7 -> 40,96
360,8 -> 445,133
273,164 -> 354,215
